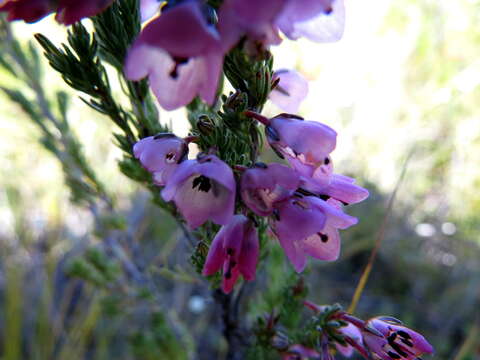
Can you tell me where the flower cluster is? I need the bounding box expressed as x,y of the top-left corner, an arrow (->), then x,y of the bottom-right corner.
274,301 -> 434,360
135,109 -> 368,292
125,0 -> 345,111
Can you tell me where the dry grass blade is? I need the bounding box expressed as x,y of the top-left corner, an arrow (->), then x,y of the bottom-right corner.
348,151 -> 413,314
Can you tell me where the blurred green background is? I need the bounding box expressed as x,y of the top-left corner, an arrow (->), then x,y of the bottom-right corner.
1,0 -> 480,359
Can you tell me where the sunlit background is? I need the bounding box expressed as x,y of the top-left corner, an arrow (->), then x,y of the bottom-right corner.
1,0 -> 480,359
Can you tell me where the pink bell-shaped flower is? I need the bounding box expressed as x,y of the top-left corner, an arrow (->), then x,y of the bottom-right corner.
125,1 -> 223,110
161,154 -> 235,229
271,195 -> 357,272
270,69 -> 309,113
262,114 -> 337,175
241,163 -> 300,217
362,317 -> 434,360
133,134 -> 189,186
202,215 -> 259,294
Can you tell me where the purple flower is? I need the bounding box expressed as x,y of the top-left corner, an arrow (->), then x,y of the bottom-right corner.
0,0 -> 54,23
133,134 -> 189,186
271,195 -> 357,272
241,163 -> 300,216
260,113 -> 337,174
277,0 -> 345,43
362,317 -> 434,360
217,0 -> 283,51
125,1 -> 223,110
0,0 -> 114,24
55,0 -> 115,25
269,69 -> 309,113
336,323 -> 363,357
217,0 -> 338,50
161,155 -> 235,229
202,215 -> 259,293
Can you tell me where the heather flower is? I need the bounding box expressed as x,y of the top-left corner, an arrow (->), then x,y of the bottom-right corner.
217,0 -> 283,51
270,69 -> 309,113
133,133 -> 188,186
240,163 -> 300,216
255,113 -> 337,175
55,0 -> 115,25
362,317 -> 434,360
0,0 -> 115,24
125,1 -> 223,110
202,215 -> 259,294
271,195 -> 357,272
217,0 -> 337,50
277,0 -> 345,43
161,154 -> 235,229
336,323 -> 363,357
281,344 -> 319,360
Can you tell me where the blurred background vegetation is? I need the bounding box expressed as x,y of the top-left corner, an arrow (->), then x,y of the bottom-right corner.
1,0 -> 480,359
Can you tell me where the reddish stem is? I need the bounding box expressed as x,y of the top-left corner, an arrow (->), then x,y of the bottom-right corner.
244,110 -> 270,126
183,135 -> 199,144
337,313 -> 366,329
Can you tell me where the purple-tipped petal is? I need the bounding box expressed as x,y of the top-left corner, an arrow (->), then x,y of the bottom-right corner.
125,1 -> 223,110
0,0 -> 53,23
267,115 -> 337,168
309,196 -> 358,229
161,155 -> 235,228
241,163 -> 300,216
138,1 -> 220,58
363,317 -> 434,360
281,0 -> 345,43
203,215 -> 259,293
202,231 -> 226,276
238,224 -> 259,280
336,323 -> 363,357
320,174 -> 369,205
270,69 -> 309,113
55,0 -> 115,25
133,134 -> 188,185
140,0 -> 161,22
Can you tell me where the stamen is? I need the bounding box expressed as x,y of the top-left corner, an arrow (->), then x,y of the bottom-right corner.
192,175 -> 212,192
387,351 -> 401,359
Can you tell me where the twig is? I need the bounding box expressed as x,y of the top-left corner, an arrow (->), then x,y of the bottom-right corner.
348,151 -> 413,314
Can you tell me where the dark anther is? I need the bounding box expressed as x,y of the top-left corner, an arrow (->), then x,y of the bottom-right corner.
169,56 -> 189,79
254,162 -> 268,169
265,126 -> 280,142
388,333 -> 397,342
224,270 -> 232,279
400,338 -> 414,347
387,351 -> 401,359
341,200 -> 349,206
192,175 -> 212,192
230,261 -> 237,268
154,132 -> 176,140
319,195 -> 330,201
390,342 -> 408,357
324,157 -> 330,165
166,152 -> 175,161
397,331 -> 412,340
273,209 -> 280,221
319,233 -> 329,242
226,248 -> 234,256
274,113 -> 304,120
